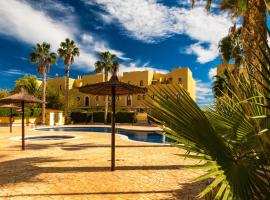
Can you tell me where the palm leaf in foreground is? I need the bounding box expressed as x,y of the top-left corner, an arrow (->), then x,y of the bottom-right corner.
146,86 -> 269,199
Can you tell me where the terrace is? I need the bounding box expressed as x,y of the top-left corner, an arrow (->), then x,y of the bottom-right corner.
0,126 -> 205,200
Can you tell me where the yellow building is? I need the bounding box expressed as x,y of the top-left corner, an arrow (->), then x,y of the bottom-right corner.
47,67 -> 196,112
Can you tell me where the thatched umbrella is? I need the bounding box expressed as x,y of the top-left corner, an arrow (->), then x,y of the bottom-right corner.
0,88 -> 42,150
0,104 -> 20,133
79,74 -> 147,171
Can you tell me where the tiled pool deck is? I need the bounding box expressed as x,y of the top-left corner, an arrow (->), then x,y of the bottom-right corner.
0,125 -> 205,200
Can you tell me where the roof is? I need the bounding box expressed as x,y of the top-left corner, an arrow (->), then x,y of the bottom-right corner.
0,88 -> 42,104
79,74 -> 147,96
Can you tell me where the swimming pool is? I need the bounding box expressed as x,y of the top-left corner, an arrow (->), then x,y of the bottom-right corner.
25,135 -> 76,141
38,127 -> 170,144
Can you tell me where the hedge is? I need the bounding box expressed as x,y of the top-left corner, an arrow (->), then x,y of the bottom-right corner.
93,112 -> 111,123
0,108 -> 41,117
116,112 -> 136,123
68,111 -> 137,124
70,112 -> 92,123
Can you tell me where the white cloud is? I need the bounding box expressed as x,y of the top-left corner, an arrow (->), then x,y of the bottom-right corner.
119,62 -> 168,75
81,34 -> 94,44
185,43 -> 218,63
196,79 -> 213,106
208,67 -> 217,80
0,69 -> 25,76
87,0 -> 232,63
0,0 -> 128,71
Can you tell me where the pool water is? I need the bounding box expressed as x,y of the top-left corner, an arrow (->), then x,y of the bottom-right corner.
39,127 -> 170,144
25,135 -> 75,141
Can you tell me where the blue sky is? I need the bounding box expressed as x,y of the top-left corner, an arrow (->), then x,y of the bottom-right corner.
0,0 -> 235,106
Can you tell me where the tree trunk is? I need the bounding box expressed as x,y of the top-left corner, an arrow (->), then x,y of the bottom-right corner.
241,0 -> 267,69
104,71 -> 109,124
41,67 -> 46,125
64,65 -> 70,125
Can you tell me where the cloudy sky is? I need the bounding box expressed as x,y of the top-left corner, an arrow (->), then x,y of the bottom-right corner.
0,0 -> 235,106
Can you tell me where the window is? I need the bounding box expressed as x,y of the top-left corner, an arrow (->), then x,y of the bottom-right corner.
140,80 -> 143,86
76,97 -> 80,101
137,95 -> 141,100
178,78 -> 182,84
167,77 -> 172,84
126,95 -> 132,106
84,96 -> 90,107
96,96 -> 99,101
142,95 -> 145,100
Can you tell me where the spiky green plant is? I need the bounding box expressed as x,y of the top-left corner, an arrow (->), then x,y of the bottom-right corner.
147,84 -> 270,199
146,32 -> 270,199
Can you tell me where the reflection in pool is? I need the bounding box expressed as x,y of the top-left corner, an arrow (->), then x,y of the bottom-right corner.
38,127 -> 170,144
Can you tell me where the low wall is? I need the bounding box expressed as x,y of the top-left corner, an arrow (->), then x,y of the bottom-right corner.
136,113 -> 148,121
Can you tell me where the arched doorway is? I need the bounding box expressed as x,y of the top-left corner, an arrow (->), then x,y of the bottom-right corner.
84,96 -> 90,107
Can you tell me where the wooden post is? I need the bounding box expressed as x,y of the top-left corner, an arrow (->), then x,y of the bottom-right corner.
21,101 -> 25,151
111,86 -> 116,171
10,108 -> 12,133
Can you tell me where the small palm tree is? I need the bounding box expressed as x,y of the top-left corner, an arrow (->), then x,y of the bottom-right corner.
219,26 -> 243,75
30,42 -> 57,125
58,38 -> 80,124
95,51 -> 119,124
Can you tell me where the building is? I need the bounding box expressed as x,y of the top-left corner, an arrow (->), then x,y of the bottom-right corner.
47,67 -> 196,112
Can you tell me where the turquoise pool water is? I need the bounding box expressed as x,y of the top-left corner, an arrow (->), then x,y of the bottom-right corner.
38,127 -> 169,144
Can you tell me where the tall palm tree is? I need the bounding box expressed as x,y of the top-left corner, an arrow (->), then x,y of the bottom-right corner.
58,38 -> 80,124
30,42 -> 57,125
192,0 -> 268,67
94,51 -> 119,124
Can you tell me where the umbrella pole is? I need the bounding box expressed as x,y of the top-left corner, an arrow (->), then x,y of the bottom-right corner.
10,108 -> 12,133
111,86 -> 116,171
21,101 -> 25,151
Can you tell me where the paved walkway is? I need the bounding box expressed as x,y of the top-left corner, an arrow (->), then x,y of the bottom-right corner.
0,126 -> 205,200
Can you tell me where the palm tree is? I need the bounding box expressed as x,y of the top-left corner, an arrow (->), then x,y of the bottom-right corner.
147,32 -> 270,199
212,75 -> 228,98
219,26 -> 243,74
94,51 -> 119,124
58,38 -> 80,124
147,82 -> 270,199
30,42 -> 57,125
193,0 -> 268,67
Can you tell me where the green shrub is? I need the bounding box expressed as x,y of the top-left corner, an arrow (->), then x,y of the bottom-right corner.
30,108 -> 42,117
0,108 -> 10,117
70,112 -> 92,123
93,112 -> 111,123
116,112 -> 136,123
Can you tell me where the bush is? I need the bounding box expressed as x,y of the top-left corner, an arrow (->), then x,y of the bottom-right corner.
0,108 -> 10,117
93,112 -> 111,123
0,107 -> 41,117
31,108 -> 42,117
116,112 -> 136,123
70,112 -> 92,123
